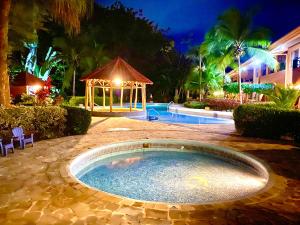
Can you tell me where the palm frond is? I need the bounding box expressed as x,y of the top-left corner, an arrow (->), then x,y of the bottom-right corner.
247,47 -> 278,69
46,0 -> 93,34
263,85 -> 300,109
62,66 -> 74,90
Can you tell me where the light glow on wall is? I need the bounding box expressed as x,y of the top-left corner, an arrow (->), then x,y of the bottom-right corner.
28,85 -> 42,94
293,84 -> 300,90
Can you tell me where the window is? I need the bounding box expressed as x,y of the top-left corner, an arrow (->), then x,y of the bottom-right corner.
277,55 -> 286,71
292,49 -> 300,69
248,69 -> 253,79
261,64 -> 267,76
292,49 -> 299,59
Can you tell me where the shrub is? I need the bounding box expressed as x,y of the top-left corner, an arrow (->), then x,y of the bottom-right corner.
34,107 -> 66,139
63,106 -> 91,135
19,94 -> 36,106
262,85 -> 300,109
184,101 -> 208,109
68,96 -> 118,106
224,83 -> 274,94
234,104 -> 300,141
204,98 -> 240,111
0,106 -> 66,140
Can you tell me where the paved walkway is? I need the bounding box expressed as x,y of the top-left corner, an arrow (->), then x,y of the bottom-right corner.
0,117 -> 299,225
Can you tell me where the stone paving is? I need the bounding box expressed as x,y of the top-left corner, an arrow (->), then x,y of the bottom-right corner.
0,117 -> 299,225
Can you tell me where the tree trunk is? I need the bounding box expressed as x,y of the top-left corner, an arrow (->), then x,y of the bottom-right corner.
238,56 -> 243,104
72,70 -> 76,96
223,70 -> 226,99
199,54 -> 202,101
0,0 -> 11,107
174,88 -> 179,103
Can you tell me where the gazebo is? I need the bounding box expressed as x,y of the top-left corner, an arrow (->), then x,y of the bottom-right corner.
10,72 -> 47,97
80,57 -> 153,113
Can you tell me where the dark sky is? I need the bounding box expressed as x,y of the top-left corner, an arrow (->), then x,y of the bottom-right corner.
98,0 -> 300,52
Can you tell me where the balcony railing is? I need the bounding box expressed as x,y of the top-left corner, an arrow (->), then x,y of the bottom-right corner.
260,70 -> 285,85
293,67 -> 300,84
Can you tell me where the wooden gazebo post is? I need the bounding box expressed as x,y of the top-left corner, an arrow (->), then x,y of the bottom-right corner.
102,87 -> 106,108
142,84 -> 146,110
120,82 -> 124,107
88,85 -> 92,109
109,81 -> 113,112
91,81 -> 95,112
85,81 -> 89,109
129,82 -> 133,112
134,82 -> 138,108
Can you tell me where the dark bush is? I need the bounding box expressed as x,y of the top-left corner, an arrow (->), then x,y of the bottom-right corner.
63,106 -> 91,135
0,106 -> 66,140
234,104 -> 300,141
184,101 -> 208,109
204,98 -> 240,111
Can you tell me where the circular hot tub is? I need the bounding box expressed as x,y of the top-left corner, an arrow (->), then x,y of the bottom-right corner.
69,140 -> 269,204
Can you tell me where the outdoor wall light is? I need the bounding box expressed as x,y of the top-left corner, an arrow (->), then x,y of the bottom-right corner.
31,85 -> 42,93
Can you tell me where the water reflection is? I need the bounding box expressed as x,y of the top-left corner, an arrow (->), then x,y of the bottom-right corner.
108,157 -> 142,168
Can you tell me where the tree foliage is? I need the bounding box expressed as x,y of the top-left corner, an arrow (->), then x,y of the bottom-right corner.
201,8 -> 277,103
224,83 -> 274,94
263,85 -> 300,109
7,2 -> 192,101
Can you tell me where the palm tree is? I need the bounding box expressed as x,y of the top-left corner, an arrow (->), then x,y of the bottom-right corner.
186,46 -> 205,101
200,28 -> 236,88
264,85 -> 300,109
53,33 -> 109,96
0,0 -> 93,106
213,8 -> 277,103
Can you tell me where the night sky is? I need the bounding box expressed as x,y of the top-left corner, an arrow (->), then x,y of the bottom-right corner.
98,0 -> 300,52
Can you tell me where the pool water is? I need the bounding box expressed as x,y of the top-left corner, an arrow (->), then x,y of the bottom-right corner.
77,149 -> 267,203
128,103 -> 233,125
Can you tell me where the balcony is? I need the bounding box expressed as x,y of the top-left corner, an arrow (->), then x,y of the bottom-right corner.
293,67 -> 300,85
259,70 -> 285,85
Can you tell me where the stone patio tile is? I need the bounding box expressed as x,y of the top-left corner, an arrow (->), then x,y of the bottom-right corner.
145,208 -> 168,219
0,117 -> 299,224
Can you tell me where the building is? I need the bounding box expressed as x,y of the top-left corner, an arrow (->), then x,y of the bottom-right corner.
229,26 -> 300,89
10,72 -> 47,98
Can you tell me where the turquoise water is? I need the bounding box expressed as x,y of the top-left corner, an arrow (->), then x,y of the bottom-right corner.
78,150 -> 267,203
128,103 -> 233,125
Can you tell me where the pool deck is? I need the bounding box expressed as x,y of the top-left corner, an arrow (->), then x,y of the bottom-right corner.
169,104 -> 233,119
0,117 -> 299,225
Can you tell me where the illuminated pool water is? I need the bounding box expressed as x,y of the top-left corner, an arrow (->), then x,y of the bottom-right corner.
128,103 -> 233,124
70,140 -> 269,204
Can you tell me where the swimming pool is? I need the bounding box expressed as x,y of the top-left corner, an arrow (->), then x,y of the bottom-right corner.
70,140 -> 269,204
128,103 -> 233,125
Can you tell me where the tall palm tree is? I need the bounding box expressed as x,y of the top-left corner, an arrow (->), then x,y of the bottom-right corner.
0,0 -> 11,107
214,8 -> 277,103
200,28 -> 236,88
0,0 -> 93,106
185,63 -> 223,99
186,46 -> 205,101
